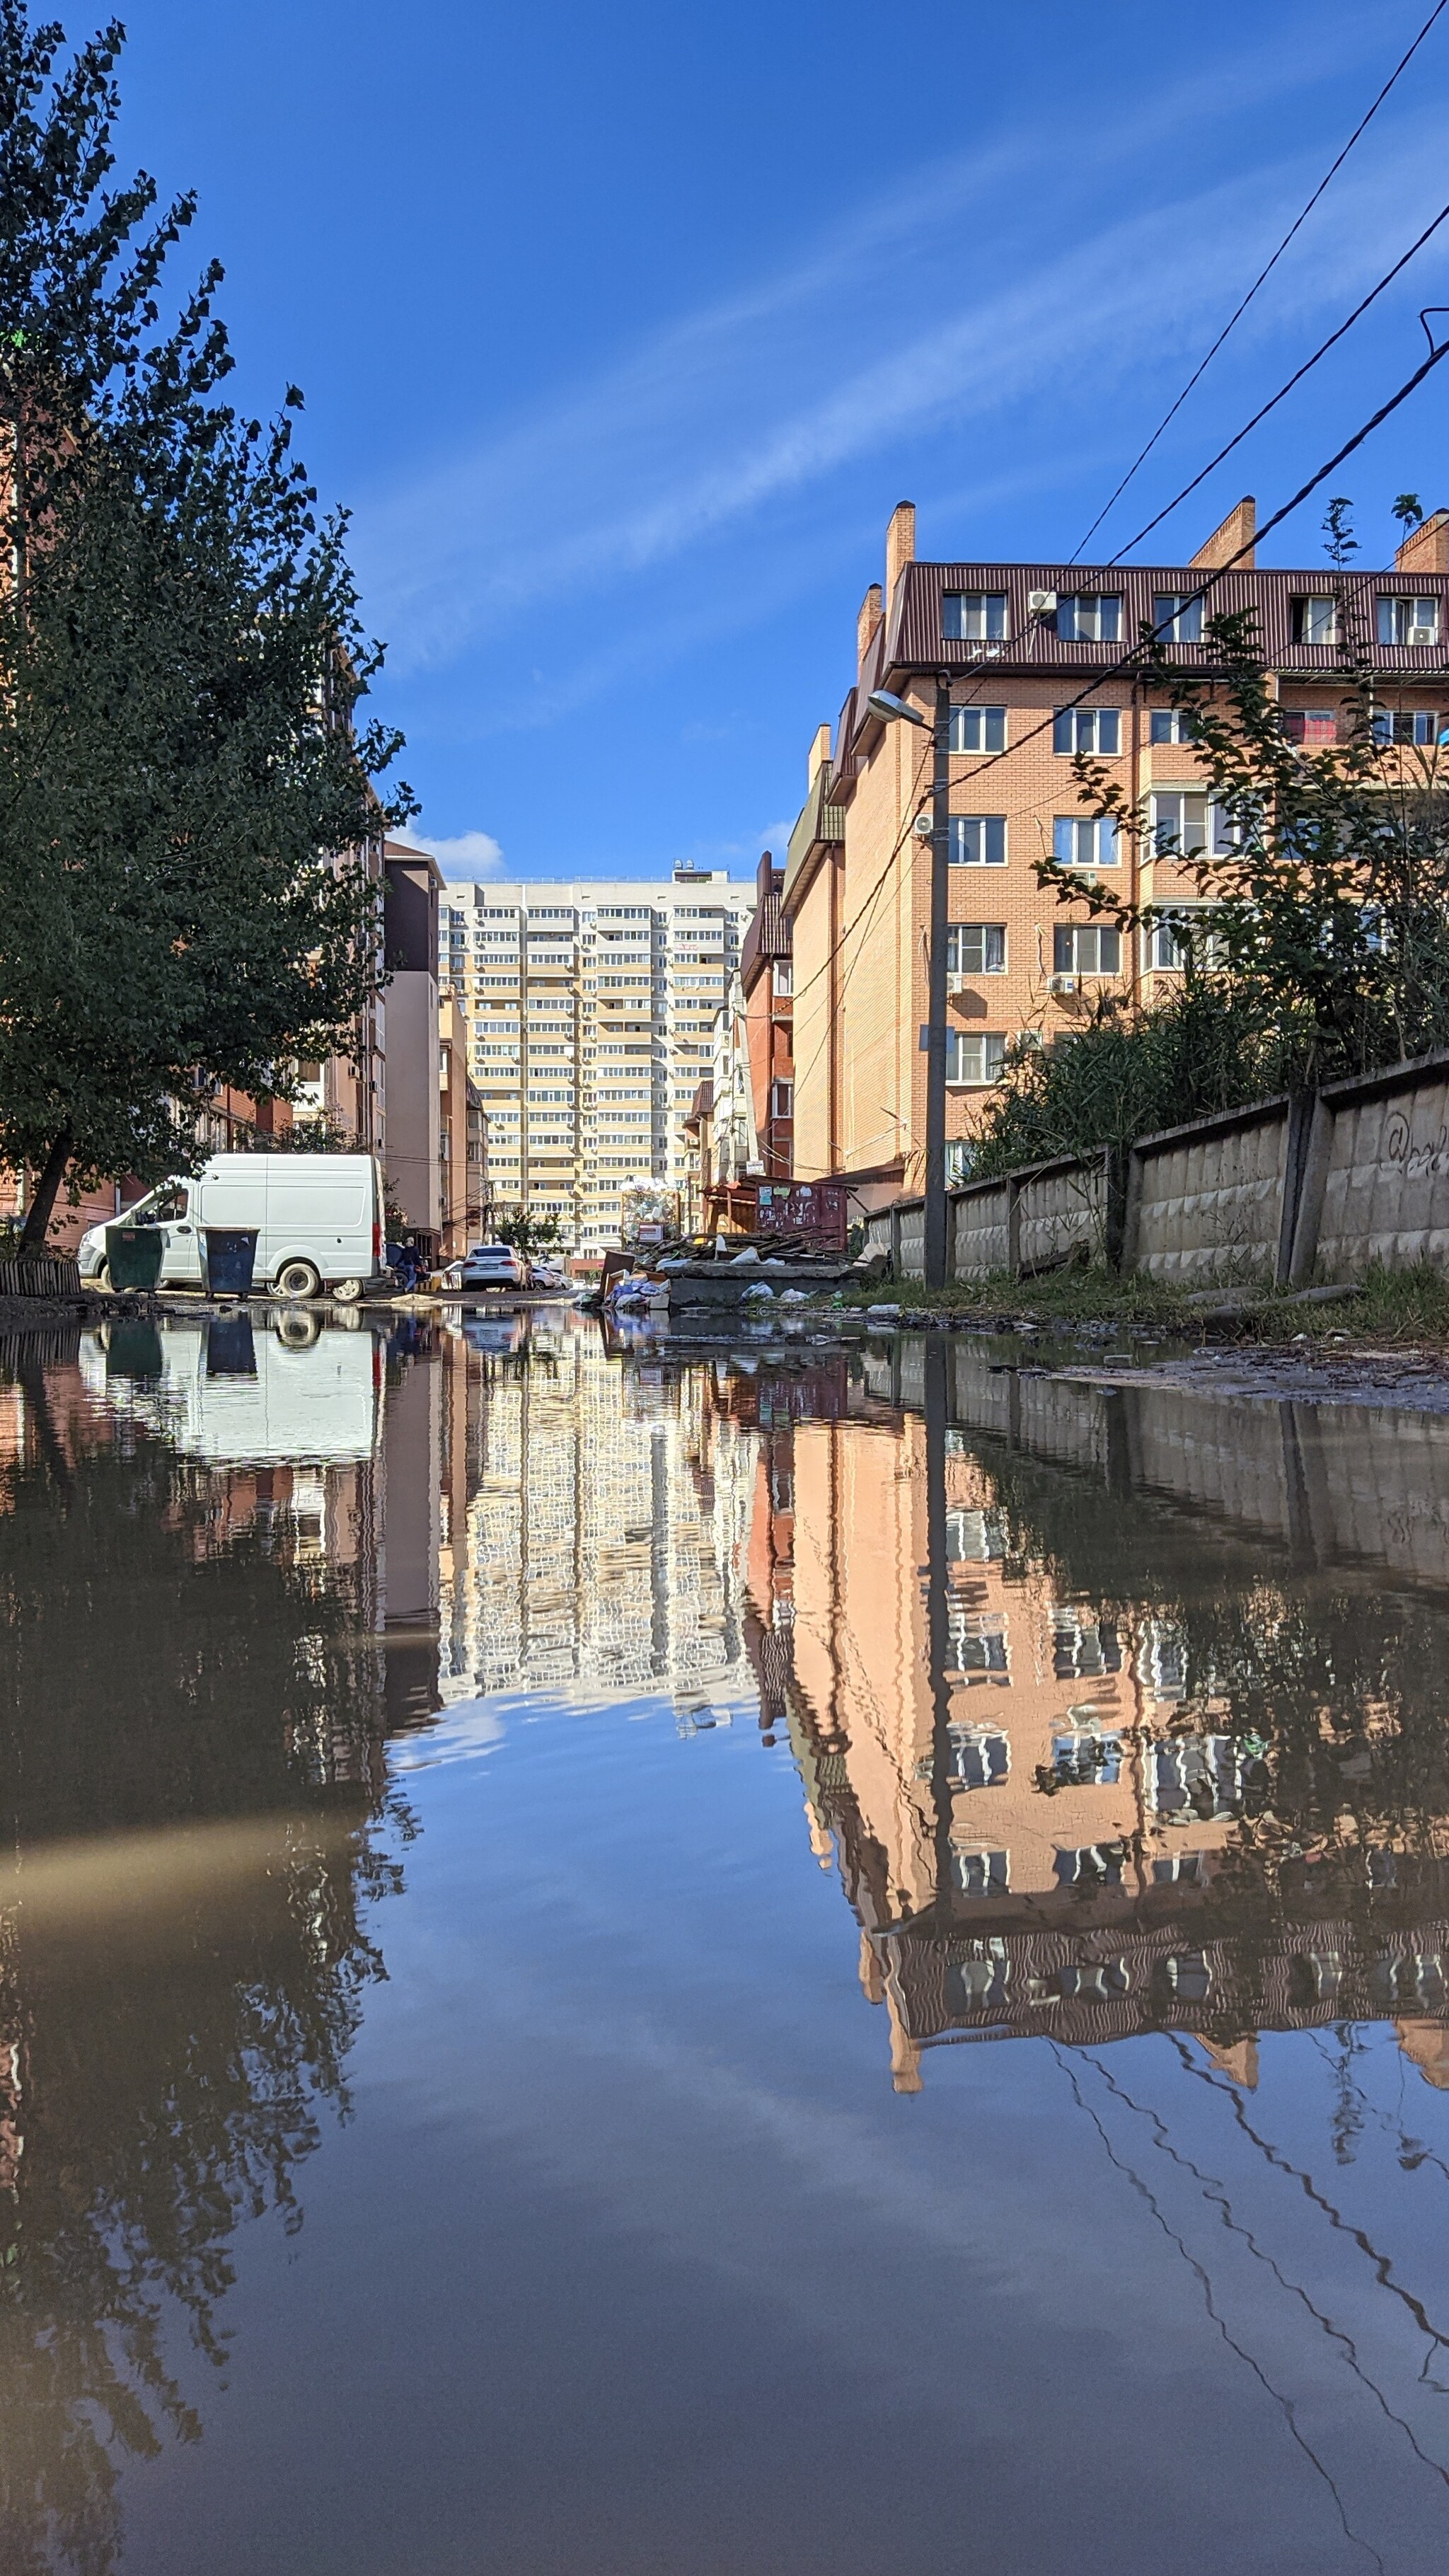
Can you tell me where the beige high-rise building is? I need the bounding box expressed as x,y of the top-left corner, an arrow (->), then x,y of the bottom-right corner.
437,865 -> 756,1254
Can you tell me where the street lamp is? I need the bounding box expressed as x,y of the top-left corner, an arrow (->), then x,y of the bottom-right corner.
868,676 -> 952,1289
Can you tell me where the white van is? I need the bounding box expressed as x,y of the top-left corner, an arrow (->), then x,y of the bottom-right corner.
77,1154 -> 386,1301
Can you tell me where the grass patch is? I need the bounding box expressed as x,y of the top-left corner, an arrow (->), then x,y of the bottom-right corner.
838,1259 -> 1449,1347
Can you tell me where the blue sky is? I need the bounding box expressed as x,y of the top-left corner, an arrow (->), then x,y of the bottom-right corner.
110,0 -> 1449,882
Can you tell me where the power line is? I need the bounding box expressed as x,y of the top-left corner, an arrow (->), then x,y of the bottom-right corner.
1070,0 -> 1449,562
1110,192 -> 1449,562
786,324 -> 1449,1127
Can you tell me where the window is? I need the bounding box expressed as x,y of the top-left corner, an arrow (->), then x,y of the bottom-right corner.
1053,923 -> 1121,976
1372,707 -> 1443,746
1377,594 -> 1440,646
949,703 -> 1007,752
947,1726 -> 1010,1788
1051,1733 -> 1123,1787
1149,790 -> 1236,858
945,1030 -> 1007,1085
1153,591 -> 1203,643
949,814 -> 1006,866
946,923 -> 1007,974
1051,1610 -> 1121,1677
1053,705 -> 1121,756
1149,707 -> 1196,744
1280,708 -> 1337,746
952,1847 -> 1009,1897
945,1140 -> 973,1185
772,959 -> 792,997
1053,816 -> 1120,868
768,1080 -> 793,1119
1056,593 -> 1121,642
1290,595 -> 1337,645
943,591 -> 1008,641
1143,907 -> 1226,971
1053,1842 -> 1126,1888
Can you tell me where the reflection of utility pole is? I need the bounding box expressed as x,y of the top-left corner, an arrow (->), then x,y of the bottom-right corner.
925,1331 -> 955,1927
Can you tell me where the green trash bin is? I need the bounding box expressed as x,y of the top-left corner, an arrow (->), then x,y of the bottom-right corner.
105,1223 -> 165,1292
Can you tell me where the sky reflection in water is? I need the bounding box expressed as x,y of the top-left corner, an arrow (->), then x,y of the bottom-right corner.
3,1305 -> 1449,2572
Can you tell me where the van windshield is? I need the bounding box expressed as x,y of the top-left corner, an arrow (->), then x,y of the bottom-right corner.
127,1182 -> 188,1225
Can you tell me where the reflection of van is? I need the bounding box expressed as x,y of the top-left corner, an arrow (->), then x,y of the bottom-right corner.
78,1155 -> 385,1300
83,1317 -> 381,1464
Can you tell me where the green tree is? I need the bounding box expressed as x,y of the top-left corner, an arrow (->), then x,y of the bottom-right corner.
0,6 -> 412,1251
1035,603 -> 1449,1094
488,1204 -> 564,1260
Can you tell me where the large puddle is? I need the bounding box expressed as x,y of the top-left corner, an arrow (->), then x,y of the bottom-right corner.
5,1305 -> 1449,2571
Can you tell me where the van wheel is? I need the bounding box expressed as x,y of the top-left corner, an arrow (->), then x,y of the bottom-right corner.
275,1259 -> 321,1302
332,1276 -> 362,1304
94,1263 -> 112,1293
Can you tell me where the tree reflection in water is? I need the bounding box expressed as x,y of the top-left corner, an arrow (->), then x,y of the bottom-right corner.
0,1354 -> 405,2576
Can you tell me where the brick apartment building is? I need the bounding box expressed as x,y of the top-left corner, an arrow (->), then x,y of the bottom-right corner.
785,497 -> 1449,1200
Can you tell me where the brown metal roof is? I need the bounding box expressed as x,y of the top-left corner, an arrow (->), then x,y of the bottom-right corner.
884,559 -> 1449,679
739,874 -> 790,990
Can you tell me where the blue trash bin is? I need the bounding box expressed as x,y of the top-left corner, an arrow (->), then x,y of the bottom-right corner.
201,1227 -> 260,1298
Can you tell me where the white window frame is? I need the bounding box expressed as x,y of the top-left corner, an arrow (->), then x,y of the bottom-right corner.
1056,593 -> 1122,643
1153,591 -> 1203,644
1053,816 -> 1121,869
1053,706 -> 1121,756
1053,923 -> 1121,977
949,703 -> 1007,753
1291,594 -> 1338,647
1149,708 -> 1196,745
949,814 -> 1007,866
1141,905 -> 1227,971
945,922 -> 1007,975
943,591 -> 1008,642
945,1029 -> 1008,1087
1148,790 -> 1237,860
1377,594 -> 1441,647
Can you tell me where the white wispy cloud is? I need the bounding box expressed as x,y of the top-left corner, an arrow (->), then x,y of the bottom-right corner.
406,826 -> 504,879
354,8 -> 1444,728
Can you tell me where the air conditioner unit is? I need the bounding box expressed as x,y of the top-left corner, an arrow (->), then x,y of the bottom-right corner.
1029,589 -> 1058,616
1049,973 -> 1078,995
946,971 -> 966,995
1409,625 -> 1437,646
913,812 -> 933,839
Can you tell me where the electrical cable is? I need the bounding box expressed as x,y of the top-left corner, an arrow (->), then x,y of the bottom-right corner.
1070,0 -> 1449,562
1109,193 -> 1449,563
785,323 -> 1449,1132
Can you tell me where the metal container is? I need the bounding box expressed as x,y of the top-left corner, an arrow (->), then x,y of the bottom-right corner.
104,1223 -> 165,1292
200,1227 -> 260,1298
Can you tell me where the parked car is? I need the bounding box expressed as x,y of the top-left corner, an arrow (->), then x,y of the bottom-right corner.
527,1260 -> 567,1292
78,1155 -> 386,1301
458,1242 -> 526,1291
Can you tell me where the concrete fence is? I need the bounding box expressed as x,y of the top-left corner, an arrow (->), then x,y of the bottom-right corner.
867,1045 -> 1449,1288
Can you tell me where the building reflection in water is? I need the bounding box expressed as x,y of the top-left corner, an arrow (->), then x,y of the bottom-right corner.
8,1301 -> 1449,2570
0,1312 -> 421,2576
721,1330 -> 1449,2098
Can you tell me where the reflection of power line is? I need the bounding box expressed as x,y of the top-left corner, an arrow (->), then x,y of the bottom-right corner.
1083,2048 -> 1449,2491
1307,2027 -> 1449,2197
1171,2035 -> 1449,2392
1051,2043 -> 1387,2572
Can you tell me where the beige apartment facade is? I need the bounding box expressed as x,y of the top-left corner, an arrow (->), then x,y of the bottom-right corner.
438,867 -> 755,1256
785,498 -> 1449,1192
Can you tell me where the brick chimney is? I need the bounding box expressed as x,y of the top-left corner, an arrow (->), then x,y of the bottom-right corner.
1191,495 -> 1255,571
856,582 -> 884,669
885,499 -> 916,607
808,720 -> 832,784
1395,509 -> 1449,574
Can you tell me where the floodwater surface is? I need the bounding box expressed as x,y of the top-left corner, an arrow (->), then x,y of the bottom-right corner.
6,1306 -> 1449,2572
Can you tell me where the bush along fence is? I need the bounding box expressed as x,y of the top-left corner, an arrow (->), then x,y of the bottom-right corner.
863,1046 -> 1449,1289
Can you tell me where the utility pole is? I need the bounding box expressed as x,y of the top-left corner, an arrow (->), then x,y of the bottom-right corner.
923,674 -> 952,1289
